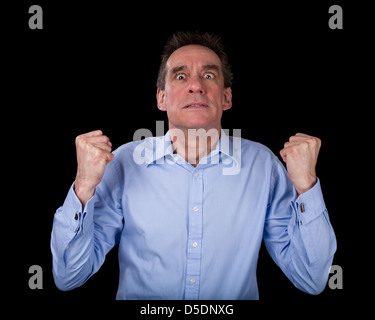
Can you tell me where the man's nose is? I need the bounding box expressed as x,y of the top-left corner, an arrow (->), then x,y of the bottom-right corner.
188,76 -> 206,95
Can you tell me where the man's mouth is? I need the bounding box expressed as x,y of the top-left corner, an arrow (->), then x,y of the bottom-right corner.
184,103 -> 208,109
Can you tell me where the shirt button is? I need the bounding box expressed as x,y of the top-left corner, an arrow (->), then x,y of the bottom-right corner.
174,156 -> 179,162
74,212 -> 79,220
194,172 -> 199,177
192,241 -> 198,248
190,278 -> 196,285
193,206 -> 198,212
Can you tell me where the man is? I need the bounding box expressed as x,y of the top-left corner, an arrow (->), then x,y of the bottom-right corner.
51,32 -> 336,299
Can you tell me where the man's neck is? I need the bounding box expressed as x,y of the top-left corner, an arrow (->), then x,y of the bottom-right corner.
169,126 -> 221,167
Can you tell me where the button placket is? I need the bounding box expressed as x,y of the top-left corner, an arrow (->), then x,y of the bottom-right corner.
184,169 -> 203,299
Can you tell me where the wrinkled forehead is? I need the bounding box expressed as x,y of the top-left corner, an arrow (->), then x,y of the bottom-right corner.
166,45 -> 222,73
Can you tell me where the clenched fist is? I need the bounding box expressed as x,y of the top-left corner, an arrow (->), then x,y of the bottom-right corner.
280,133 -> 321,196
74,130 -> 114,207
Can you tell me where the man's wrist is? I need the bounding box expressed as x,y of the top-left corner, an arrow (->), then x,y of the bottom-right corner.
74,179 -> 95,207
294,176 -> 317,196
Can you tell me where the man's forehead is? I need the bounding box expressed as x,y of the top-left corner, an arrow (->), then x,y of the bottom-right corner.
166,45 -> 222,71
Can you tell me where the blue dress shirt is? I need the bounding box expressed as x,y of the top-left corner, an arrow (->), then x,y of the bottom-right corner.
51,129 -> 336,299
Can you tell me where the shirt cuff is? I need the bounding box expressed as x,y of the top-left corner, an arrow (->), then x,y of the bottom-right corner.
291,178 -> 326,225
62,182 -> 96,233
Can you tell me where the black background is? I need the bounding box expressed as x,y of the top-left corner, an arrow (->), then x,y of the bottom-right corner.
6,0 -> 350,313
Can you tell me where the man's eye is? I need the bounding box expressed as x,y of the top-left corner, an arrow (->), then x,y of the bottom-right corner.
176,74 -> 186,80
204,73 -> 215,79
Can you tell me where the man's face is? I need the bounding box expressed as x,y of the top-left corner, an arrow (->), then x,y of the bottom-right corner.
157,45 -> 232,132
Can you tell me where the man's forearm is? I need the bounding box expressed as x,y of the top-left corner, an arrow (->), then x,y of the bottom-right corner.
286,181 -> 336,294
51,183 -> 96,290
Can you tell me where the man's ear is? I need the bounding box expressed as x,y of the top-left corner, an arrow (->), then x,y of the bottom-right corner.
157,88 -> 167,111
223,87 -> 232,111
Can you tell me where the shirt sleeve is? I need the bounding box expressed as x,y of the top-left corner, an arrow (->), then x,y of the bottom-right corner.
263,156 -> 337,295
50,158 -> 124,291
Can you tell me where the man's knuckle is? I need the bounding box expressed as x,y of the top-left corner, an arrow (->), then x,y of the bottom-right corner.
286,146 -> 295,154
75,135 -> 82,144
307,138 -> 315,144
81,139 -> 92,150
77,137 -> 88,148
301,142 -> 310,151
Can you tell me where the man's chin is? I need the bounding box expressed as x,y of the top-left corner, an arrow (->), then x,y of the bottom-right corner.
171,121 -> 218,131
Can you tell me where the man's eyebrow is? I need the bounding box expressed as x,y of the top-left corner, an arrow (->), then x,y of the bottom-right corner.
170,64 -> 220,75
202,64 -> 220,72
170,65 -> 187,75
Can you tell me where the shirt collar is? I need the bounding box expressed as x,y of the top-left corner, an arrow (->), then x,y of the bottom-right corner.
145,128 -> 241,167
